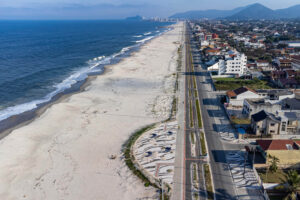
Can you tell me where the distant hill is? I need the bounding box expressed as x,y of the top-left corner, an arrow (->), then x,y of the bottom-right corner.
275,5 -> 300,18
170,3 -> 300,20
125,15 -> 143,21
169,6 -> 245,19
170,7 -> 245,19
227,3 -> 277,20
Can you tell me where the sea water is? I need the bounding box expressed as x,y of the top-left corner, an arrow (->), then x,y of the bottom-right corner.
0,20 -> 173,121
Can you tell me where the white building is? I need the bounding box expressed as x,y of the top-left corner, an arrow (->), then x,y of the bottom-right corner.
224,53 -> 248,76
287,41 -> 300,48
207,60 -> 226,75
207,53 -> 248,76
256,60 -> 269,68
226,87 -> 261,107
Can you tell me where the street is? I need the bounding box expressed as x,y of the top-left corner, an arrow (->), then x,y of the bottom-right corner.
172,22 -> 266,200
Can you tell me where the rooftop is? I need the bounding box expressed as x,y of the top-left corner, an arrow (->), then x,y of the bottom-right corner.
282,98 -> 300,110
256,89 -> 294,96
251,110 -> 280,123
257,140 -> 299,151
284,112 -> 298,120
227,87 -> 256,98
246,98 -> 273,107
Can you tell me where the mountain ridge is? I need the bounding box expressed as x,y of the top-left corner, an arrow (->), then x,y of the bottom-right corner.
170,3 -> 300,20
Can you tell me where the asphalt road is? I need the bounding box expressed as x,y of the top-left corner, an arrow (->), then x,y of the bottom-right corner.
183,22 -> 207,200
172,22 -> 265,200
184,23 -> 237,200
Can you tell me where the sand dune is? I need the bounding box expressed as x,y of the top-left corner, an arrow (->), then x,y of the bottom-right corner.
0,22 -> 183,200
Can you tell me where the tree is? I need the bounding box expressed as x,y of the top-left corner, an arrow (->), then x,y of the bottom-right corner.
268,155 -> 279,173
284,170 -> 300,200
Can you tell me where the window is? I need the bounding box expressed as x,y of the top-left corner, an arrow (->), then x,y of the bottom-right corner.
281,122 -> 286,131
270,130 -> 275,134
270,123 -> 275,126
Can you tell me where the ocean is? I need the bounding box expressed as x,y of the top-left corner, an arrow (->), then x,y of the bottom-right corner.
0,20 -> 173,122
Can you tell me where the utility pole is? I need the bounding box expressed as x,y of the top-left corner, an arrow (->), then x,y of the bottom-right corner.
243,151 -> 248,178
252,147 -> 256,168
161,179 -> 164,200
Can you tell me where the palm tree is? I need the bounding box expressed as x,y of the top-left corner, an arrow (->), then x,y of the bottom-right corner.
284,170 -> 300,200
268,155 -> 279,173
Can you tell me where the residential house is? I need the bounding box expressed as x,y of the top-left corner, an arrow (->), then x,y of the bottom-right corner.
256,140 -> 300,167
291,55 -> 300,70
277,78 -> 298,89
271,71 -> 286,81
281,97 -> 300,111
287,41 -> 300,48
277,59 -> 292,70
277,112 -> 300,135
226,87 -> 260,107
212,33 -> 219,39
256,89 -> 295,102
256,60 -> 269,68
205,48 -> 221,56
243,98 -> 281,118
251,110 -> 281,136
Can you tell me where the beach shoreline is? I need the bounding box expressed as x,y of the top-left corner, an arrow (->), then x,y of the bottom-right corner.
0,26 -> 171,139
0,22 -> 183,200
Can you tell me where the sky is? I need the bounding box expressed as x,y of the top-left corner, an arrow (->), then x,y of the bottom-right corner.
1,0 -> 300,19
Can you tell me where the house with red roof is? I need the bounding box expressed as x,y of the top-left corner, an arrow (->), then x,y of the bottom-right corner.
226,86 -> 260,106
256,139 -> 300,167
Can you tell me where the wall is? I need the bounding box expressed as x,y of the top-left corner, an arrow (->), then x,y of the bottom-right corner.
230,91 -> 260,106
243,102 -> 281,119
267,150 -> 300,167
266,120 -> 280,135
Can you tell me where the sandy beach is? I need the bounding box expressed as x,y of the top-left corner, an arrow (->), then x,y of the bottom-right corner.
0,22 -> 183,200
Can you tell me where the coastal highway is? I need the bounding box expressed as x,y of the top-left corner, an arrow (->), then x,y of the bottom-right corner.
185,25 -> 237,199
171,22 -> 237,200
183,21 -> 207,200
181,22 -> 266,200
172,21 -> 266,200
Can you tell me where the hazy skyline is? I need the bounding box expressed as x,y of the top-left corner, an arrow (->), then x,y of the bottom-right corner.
1,0 -> 300,19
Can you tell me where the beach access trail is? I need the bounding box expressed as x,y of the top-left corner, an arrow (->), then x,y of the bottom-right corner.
0,22 -> 183,200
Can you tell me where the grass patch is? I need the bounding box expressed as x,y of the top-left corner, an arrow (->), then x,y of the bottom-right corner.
191,132 -> 195,144
200,132 -> 207,156
193,163 -> 197,181
204,164 -> 214,200
195,99 -> 202,128
269,195 -> 288,200
193,76 -> 197,89
123,124 -> 158,188
213,77 -> 273,91
230,117 -> 251,125
258,169 -> 287,183
171,97 -> 177,117
190,100 -> 193,127
193,193 -> 200,200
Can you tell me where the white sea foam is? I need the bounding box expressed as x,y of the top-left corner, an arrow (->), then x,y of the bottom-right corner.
136,36 -> 154,43
0,27 -> 170,122
0,45 -> 132,122
133,35 -> 143,38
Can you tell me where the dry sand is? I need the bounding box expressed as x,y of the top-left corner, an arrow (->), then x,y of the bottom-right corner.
0,22 -> 183,200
